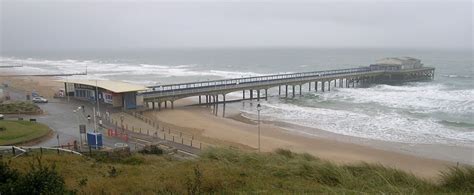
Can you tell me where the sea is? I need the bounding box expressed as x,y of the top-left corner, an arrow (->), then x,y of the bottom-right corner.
1,48 -> 473,162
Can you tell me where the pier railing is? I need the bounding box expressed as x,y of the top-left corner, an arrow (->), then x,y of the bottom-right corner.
142,67 -> 375,98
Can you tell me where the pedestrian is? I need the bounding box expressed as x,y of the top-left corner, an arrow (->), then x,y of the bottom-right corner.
87,115 -> 91,123
81,105 -> 85,112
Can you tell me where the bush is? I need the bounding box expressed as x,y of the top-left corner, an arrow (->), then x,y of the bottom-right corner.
0,156 -> 68,195
0,161 -> 19,193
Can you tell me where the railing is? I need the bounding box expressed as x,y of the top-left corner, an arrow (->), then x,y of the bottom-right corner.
141,67 -> 374,98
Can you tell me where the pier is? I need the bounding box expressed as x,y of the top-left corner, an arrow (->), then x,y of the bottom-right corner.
141,64 -> 435,115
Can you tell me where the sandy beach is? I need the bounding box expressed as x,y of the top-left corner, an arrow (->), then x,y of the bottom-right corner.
142,99 -> 455,179
0,74 -> 458,179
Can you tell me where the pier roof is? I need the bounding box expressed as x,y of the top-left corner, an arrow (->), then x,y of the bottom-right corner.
58,79 -> 147,93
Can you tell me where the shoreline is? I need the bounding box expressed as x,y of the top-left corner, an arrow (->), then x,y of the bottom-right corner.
146,99 -> 456,179
0,74 -> 465,179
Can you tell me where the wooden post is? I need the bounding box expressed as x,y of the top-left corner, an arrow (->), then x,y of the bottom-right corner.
292,85 -> 295,98
264,89 -> 268,101
257,89 -> 260,101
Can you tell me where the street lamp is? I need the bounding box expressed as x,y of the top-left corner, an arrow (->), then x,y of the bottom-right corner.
257,103 -> 262,152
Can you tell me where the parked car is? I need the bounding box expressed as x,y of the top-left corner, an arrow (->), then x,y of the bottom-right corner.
32,97 -> 48,103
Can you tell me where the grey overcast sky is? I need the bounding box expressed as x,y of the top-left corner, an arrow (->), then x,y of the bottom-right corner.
0,0 -> 472,51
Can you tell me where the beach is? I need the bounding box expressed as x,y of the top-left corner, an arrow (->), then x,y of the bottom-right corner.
0,74 -> 461,179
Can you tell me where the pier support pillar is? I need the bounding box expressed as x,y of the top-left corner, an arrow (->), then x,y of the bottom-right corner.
158,101 -> 162,111
223,94 -> 226,117
165,101 -> 168,108
265,89 -> 268,101
328,81 -> 331,91
299,85 -> 302,96
243,90 -> 246,100
285,85 -> 288,98
171,101 -> 174,109
352,80 -> 355,88
308,82 -> 311,91
334,80 -> 337,87
322,81 -> 325,92
279,85 -> 281,96
250,90 -> 254,100
257,89 -> 260,101
199,96 -> 202,104
152,102 -> 155,109
315,81 -> 318,92
292,85 -> 295,98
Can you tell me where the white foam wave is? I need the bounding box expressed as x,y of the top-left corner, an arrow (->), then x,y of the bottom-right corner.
0,57 -> 264,84
322,84 -> 474,115
242,102 -> 474,145
442,74 -> 473,78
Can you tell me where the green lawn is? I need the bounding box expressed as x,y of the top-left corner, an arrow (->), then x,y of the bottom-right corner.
0,120 -> 51,145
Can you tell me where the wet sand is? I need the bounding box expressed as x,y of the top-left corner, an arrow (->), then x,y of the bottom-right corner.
143,99 -> 456,180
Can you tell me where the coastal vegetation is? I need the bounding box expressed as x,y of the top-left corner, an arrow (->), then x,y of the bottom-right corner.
0,120 -> 51,145
1,148 -> 472,194
0,101 -> 42,114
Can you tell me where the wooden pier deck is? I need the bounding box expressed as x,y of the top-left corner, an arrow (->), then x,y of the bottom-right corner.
141,66 -> 435,113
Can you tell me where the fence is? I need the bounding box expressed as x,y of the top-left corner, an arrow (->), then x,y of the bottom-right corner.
103,112 -> 212,151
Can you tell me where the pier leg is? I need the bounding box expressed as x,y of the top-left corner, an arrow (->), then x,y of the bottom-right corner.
299,85 -> 302,96
285,85 -> 288,98
279,86 -> 281,96
257,89 -> 260,101
223,94 -> 226,117
315,81 -> 318,92
165,101 -> 168,108
158,101 -> 161,111
199,96 -> 201,104
171,101 -> 174,109
292,85 -> 295,98
250,90 -> 254,100
334,80 -> 337,87
243,90 -> 246,100
265,89 -> 268,101
352,80 -> 355,88
152,102 -> 155,109
309,82 -> 311,91
322,82 -> 325,92
215,95 -> 219,116
328,81 -> 331,91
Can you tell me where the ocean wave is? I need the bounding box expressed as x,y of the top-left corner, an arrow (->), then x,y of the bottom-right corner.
0,56 -> 264,83
442,74 -> 473,79
241,102 -> 474,145
320,83 -> 474,115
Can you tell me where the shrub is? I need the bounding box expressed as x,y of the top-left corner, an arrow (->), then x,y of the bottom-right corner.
0,156 -> 68,195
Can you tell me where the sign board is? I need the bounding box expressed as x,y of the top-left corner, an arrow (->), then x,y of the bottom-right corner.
79,125 -> 86,134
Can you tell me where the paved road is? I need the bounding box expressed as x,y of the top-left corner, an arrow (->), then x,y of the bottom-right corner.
2,87 -> 201,155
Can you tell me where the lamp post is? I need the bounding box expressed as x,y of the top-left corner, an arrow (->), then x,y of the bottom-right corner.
257,103 -> 261,152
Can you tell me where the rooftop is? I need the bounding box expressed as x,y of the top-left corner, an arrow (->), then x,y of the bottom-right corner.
57,79 -> 147,93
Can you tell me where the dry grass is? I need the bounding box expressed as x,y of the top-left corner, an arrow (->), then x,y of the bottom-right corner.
3,147 -> 473,194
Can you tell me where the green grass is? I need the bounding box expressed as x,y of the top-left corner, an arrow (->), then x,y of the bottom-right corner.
2,148 -> 473,194
0,101 -> 42,114
0,120 -> 51,145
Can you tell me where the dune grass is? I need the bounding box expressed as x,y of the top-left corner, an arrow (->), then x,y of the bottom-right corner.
2,148 -> 473,194
0,120 -> 51,145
